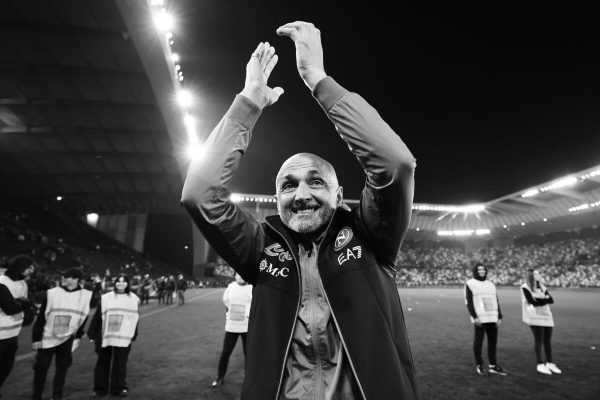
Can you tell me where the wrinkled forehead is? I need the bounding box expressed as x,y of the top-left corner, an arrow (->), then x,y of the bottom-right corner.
276,153 -> 338,186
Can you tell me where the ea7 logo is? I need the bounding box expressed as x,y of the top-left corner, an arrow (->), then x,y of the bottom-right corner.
264,243 -> 292,262
334,227 -> 353,251
259,259 -> 290,278
337,246 -> 362,266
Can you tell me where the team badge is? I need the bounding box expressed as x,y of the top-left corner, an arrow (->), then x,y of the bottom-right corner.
334,227 -> 353,251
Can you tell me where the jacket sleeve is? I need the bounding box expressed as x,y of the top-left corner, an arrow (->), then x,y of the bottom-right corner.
313,77 -> 416,265
0,283 -> 23,315
32,295 -> 48,342
522,286 -> 549,306
181,95 -> 266,285
464,283 -> 477,319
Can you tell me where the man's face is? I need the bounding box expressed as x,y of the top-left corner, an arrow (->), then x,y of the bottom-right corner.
477,266 -> 486,278
276,154 -> 342,234
533,270 -> 541,281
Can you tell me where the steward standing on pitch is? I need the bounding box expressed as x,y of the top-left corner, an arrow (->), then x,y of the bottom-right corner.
464,262 -> 509,377
88,274 -> 140,397
182,21 -> 419,400
31,267 -> 93,400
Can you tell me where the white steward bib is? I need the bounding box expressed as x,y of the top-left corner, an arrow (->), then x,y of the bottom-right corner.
465,279 -> 499,323
521,284 -> 554,327
0,274 -> 28,339
41,287 -> 92,348
223,282 -> 253,333
101,292 -> 139,347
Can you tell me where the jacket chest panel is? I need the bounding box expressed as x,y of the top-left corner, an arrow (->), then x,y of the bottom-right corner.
319,227 -> 378,285
256,242 -> 297,293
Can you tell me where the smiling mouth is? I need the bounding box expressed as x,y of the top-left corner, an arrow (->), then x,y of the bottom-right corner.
293,206 -> 319,215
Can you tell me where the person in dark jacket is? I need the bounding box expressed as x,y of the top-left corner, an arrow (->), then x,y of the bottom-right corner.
182,21 -> 419,400
0,255 -> 35,398
464,263 -> 509,377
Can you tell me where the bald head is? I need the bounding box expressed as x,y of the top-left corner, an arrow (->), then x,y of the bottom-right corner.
276,153 -> 338,191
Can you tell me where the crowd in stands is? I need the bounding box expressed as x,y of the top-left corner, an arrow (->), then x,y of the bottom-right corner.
0,203 -> 195,306
396,237 -> 600,288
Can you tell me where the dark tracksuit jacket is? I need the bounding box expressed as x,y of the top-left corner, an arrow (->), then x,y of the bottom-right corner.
182,77 -> 419,399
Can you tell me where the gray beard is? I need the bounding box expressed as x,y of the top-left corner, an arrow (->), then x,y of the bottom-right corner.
281,206 -> 335,234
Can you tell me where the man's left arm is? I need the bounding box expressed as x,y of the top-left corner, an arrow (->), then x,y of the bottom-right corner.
314,78 -> 416,263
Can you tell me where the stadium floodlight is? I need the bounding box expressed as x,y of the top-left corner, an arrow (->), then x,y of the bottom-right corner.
56,196 -> 62,201
152,9 -> 174,33
475,229 -> 490,235
543,218 -> 548,222
521,189 -> 539,198
521,222 -> 526,226
177,89 -> 193,108
568,204 -> 589,212
171,53 -> 180,62
183,114 -> 197,142
186,143 -> 204,160
230,193 -> 242,203
413,203 -> 485,213
540,176 -> 577,192
86,213 -> 99,228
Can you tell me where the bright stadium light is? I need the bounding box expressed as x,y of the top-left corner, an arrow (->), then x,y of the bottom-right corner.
521,189 -> 539,198
186,143 -> 204,160
177,89 -> 193,108
540,176 -> 577,192
170,53 -> 180,62
230,193 -> 242,203
86,213 -> 99,228
568,203 -> 589,212
153,9 -> 174,33
475,229 -> 490,235
56,196 -> 62,201
413,203 -> 485,213
184,114 -> 197,141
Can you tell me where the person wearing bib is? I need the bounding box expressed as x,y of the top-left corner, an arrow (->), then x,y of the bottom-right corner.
31,267 -> 92,400
88,274 -> 139,397
521,268 -> 561,375
212,273 -> 253,388
464,263 -> 509,377
0,255 -> 35,398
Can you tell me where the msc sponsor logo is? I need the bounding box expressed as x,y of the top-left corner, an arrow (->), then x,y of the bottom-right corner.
334,227 -> 353,251
337,246 -> 362,266
264,243 -> 292,262
259,258 -> 290,278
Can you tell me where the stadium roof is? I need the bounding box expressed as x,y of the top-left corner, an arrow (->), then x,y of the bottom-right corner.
0,0 -> 189,215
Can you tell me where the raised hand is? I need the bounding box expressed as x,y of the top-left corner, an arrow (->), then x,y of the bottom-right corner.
276,21 -> 327,90
240,42 -> 284,109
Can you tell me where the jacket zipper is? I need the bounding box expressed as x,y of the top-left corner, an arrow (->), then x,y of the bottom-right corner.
316,264 -> 367,400
266,219 -> 303,400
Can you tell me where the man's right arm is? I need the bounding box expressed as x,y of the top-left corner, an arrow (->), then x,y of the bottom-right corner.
181,43 -> 283,284
181,96 -> 266,285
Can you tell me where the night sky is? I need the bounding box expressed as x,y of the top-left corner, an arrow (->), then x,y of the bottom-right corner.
172,2 -> 600,204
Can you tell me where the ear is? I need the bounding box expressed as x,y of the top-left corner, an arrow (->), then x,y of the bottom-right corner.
336,186 -> 344,206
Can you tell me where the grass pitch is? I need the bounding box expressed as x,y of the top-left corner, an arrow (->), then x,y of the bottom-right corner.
4,288 -> 599,400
